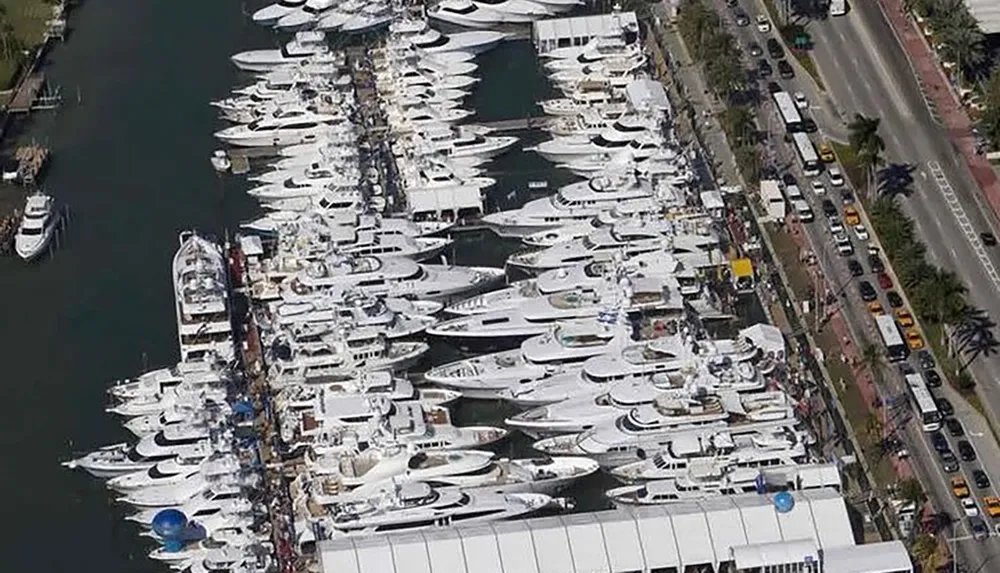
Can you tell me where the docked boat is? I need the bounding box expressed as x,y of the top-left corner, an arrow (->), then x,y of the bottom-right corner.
173,233 -> 234,363
252,0 -> 307,24
14,191 -> 59,261
214,111 -> 346,147
428,0 -> 507,29
107,452 -> 241,493
230,31 -> 331,72
274,0 -> 337,29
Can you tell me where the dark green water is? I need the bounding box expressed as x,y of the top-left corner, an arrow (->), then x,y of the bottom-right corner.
0,1 -> 565,569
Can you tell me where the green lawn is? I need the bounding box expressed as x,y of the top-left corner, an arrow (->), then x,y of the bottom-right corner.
0,0 -> 53,89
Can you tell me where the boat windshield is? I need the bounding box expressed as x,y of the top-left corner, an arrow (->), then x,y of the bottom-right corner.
20,226 -> 43,236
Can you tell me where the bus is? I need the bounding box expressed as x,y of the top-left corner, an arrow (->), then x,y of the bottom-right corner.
875,315 -> 909,362
791,132 -> 821,177
772,91 -> 803,133
829,0 -> 847,16
904,372 -> 942,431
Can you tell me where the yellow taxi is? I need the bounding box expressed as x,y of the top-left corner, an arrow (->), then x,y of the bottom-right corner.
867,301 -> 884,315
844,205 -> 860,226
896,309 -> 914,328
953,477 -> 970,498
906,329 -> 925,350
819,143 -> 836,163
984,496 -> 1000,518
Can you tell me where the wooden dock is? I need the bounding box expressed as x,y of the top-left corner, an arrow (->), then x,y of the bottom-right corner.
9,73 -> 45,113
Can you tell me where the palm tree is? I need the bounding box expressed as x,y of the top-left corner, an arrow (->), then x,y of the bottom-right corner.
914,268 -> 967,329
898,477 -> 927,508
847,114 -> 885,199
720,105 -> 756,146
941,18 -> 987,84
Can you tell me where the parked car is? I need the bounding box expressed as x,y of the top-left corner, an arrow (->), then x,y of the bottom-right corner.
757,59 -> 773,78
953,476 -> 970,497
973,469 -> 990,489
840,189 -> 855,204
906,329 -> 925,350
940,450 -> 959,472
828,215 -> 844,234
896,309 -> 914,328
821,198 -> 837,217
886,291 -> 903,308
925,369 -> 942,387
793,91 -> 808,109
819,143 -> 836,162
970,516 -> 988,540
858,281 -> 877,302
958,440 -> 977,462
843,205 -> 860,226
767,37 -> 784,59
932,431 -> 949,453
756,14 -> 771,32
982,232 -> 997,247
847,259 -> 864,277
868,301 -> 884,315
868,254 -> 885,274
984,496 -> 1000,517
963,497 -> 980,517
734,8 -> 750,26
917,350 -> 935,370
877,273 -> 892,289
946,417 -> 964,436
801,118 -> 818,133
811,180 -> 826,195
828,166 -> 845,187
749,42 -> 763,57
777,59 -> 794,79
853,225 -> 869,241
834,233 -> 853,256
936,397 -> 955,417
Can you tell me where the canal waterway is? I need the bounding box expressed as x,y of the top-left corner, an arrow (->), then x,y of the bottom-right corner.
0,0 -> 568,569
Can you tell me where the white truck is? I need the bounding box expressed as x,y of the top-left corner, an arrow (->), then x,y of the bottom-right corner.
829,0 -> 847,16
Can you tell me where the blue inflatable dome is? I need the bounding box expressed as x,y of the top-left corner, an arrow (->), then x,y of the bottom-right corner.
774,491 -> 795,513
151,509 -> 188,539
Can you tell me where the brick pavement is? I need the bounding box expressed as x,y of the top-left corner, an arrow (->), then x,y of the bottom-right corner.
877,0 -> 1000,219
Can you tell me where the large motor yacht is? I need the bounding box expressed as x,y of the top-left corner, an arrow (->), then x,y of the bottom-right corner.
173,233 -> 234,364
214,111 -> 346,147
252,0 -> 307,24
230,31 -> 331,72
427,0 -> 507,29
14,191 -> 59,261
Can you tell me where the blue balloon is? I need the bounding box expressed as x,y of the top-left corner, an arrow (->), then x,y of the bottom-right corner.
774,491 -> 795,513
151,509 -> 188,539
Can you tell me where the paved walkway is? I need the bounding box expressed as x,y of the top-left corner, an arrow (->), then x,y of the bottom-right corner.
877,0 -> 1000,218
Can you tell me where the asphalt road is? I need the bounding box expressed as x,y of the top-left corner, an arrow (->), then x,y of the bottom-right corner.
706,0 -> 1000,566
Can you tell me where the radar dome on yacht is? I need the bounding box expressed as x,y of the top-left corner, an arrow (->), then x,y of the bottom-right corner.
151,509 -> 187,539
774,491 -> 795,513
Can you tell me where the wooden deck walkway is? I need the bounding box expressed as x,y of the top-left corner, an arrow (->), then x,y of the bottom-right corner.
9,73 -> 45,113
479,116 -> 553,132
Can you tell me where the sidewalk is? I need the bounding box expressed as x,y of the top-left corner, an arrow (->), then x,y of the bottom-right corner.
877,0 -> 1000,219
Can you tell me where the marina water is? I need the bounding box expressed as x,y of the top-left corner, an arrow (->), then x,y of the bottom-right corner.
0,0 -> 556,568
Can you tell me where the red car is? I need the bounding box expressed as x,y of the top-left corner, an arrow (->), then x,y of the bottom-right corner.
877,273 -> 892,290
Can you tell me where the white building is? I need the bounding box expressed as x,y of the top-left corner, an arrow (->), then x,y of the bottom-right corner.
532,11 -> 640,55
316,488 -> 913,573
963,1 -> 1000,35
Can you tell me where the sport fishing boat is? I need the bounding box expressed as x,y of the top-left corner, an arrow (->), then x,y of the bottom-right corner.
14,191 -> 60,261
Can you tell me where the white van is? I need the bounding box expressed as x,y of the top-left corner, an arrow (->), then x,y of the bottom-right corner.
785,184 -> 804,201
792,199 -> 814,222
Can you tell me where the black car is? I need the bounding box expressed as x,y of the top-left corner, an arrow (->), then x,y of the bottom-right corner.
917,350 -> 935,370
734,8 -> 750,26
868,254 -> 885,274
766,38 -> 784,59
767,81 -> 782,94
840,189 -> 855,204
940,450 -> 959,472
946,417 -> 964,437
858,281 -> 877,302
847,259 -> 864,277
749,42 -> 763,57
958,440 -> 977,461
936,397 -> 955,417
777,59 -> 794,79
757,59 -> 773,78
801,118 -> 818,133
782,173 -> 797,187
821,198 -> 837,217
981,232 -> 997,247
886,291 -> 903,308
925,369 -> 942,387
930,430 -> 949,453
970,516 -> 989,540
973,469 -> 991,489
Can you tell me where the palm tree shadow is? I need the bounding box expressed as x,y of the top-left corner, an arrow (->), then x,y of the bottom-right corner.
953,307 -> 1000,368
877,163 -> 915,197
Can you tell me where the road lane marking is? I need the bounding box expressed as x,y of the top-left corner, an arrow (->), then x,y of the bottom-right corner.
927,161 -> 1000,290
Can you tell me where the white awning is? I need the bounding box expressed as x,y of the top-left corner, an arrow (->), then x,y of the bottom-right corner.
626,79 -> 671,113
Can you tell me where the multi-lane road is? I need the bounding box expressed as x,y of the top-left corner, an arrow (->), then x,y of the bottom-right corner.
703,0 -> 1000,566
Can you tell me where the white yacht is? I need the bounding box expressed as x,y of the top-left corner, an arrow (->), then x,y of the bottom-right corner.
298,482 -> 553,544
606,463 -> 839,506
252,0 -> 307,24
275,0 -> 337,29
428,0 -> 507,29
532,120 -> 661,164
173,233 -> 233,363
314,0 -> 366,30
214,111 -> 346,147
427,278 -> 686,346
14,191 -> 59,261
399,125 -> 518,159
107,453 -> 240,493
230,31 -> 330,72
149,529 -> 268,566
301,447 -> 496,496
340,2 -> 394,34
265,294 -> 438,340
480,172 -> 660,238
281,255 -> 504,303
121,477 -> 249,509
358,456 -> 599,496
610,426 -> 810,482
391,19 -> 508,55
128,493 -> 254,528
471,0 -> 553,22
